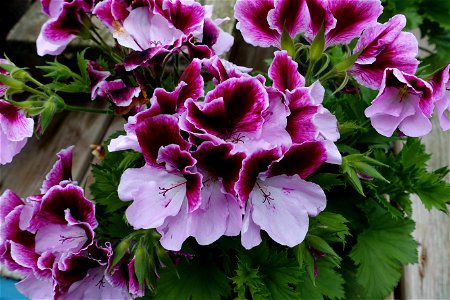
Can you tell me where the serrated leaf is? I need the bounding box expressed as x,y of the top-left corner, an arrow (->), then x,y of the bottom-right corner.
413,172 -> 450,212
349,213 -> 418,298
77,49 -> 90,82
307,173 -> 344,192
234,245 -> 301,299
157,259 -> 231,300
309,212 -> 350,244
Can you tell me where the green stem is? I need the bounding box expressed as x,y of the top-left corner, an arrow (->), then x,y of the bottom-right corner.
26,75 -> 45,88
65,104 -> 111,114
23,85 -> 46,96
305,59 -> 316,86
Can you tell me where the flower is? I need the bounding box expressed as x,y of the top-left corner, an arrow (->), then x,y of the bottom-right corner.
0,100 -> 34,165
234,0 -> 309,48
365,68 -> 434,137
37,0 -> 95,56
268,50 -> 341,164
349,14 -> 419,89
0,147 -> 130,299
237,144 -> 327,249
305,0 -> 383,48
430,64 -> 450,131
181,76 -> 270,153
234,0 -> 382,49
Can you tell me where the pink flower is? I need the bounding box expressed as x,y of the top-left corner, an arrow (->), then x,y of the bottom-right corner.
365,68 -> 434,137
235,0 -> 382,49
305,0 -> 383,48
117,115 -> 202,233
349,14 -> 419,89
0,100 -> 34,165
268,51 -> 341,164
0,147 -> 130,299
430,64 -> 450,131
234,0 -> 309,48
37,0 -> 95,56
237,145 -> 327,249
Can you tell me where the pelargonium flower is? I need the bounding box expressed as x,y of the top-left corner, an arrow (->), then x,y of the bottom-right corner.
157,141 -> 245,250
37,0 -> 95,56
365,68 -> 434,137
234,0 -> 382,49
51,243 -> 131,300
0,147 -> 131,299
305,0 -> 383,48
237,143 -> 327,249
234,0 -> 309,48
0,100 -> 34,165
87,60 -> 111,100
268,51 -> 341,164
118,114 -> 202,233
430,64 -> 450,131
0,58 -> 11,97
181,76 -> 271,152
96,79 -> 141,107
148,59 -> 204,116
349,14 -> 419,89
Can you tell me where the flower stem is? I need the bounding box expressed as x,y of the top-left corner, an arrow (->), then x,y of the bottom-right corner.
65,104 -> 111,114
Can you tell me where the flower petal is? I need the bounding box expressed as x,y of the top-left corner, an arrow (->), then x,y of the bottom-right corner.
234,0 -> 280,48
41,146 -> 74,194
251,175 -> 326,247
269,50 -> 305,92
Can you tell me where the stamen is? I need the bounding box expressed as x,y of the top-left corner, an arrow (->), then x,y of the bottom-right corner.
398,85 -> 409,102
226,132 -> 245,144
158,181 -> 187,197
59,234 -> 85,244
95,276 -> 106,289
256,182 -> 274,204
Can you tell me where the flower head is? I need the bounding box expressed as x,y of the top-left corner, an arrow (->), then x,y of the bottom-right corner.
365,68 -> 434,137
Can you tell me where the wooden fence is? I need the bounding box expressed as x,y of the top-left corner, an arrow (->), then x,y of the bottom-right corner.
0,2 -> 448,299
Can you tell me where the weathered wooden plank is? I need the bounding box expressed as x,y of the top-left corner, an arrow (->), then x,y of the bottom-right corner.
0,107 -> 112,197
401,117 -> 450,300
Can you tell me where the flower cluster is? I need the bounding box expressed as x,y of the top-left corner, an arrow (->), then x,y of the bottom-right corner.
0,147 -> 140,299
38,0 -> 233,60
0,0 -> 449,299
235,0 -> 448,136
109,53 -> 340,250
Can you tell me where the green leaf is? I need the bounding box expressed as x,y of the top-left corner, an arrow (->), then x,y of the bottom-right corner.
315,260 -> 345,299
110,238 -> 131,269
413,172 -> 450,212
233,245 -> 301,299
157,258 -> 231,300
280,25 -> 295,58
349,213 -> 418,298
306,235 -> 341,267
307,173 -> 344,192
309,212 -> 350,244
399,138 -> 430,171
77,49 -> 90,82
310,24 -> 325,62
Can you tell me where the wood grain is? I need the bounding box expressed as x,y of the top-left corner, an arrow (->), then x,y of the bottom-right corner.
401,117 -> 450,300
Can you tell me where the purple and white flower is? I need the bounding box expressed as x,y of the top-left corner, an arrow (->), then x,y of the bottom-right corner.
365,68 -> 434,137
0,100 -> 34,165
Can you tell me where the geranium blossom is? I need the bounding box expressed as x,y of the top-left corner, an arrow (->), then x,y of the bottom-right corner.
349,14 -> 419,89
430,64 -> 450,131
0,147 -> 131,299
235,0 -> 382,49
37,0 -> 96,56
365,68 -> 434,137
237,144 -> 327,249
0,100 -> 34,165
